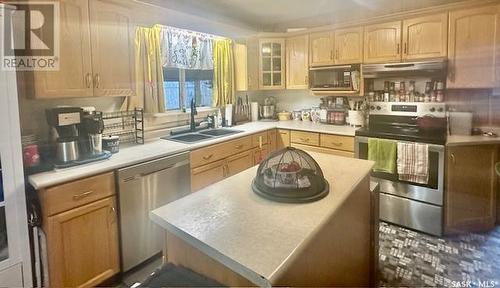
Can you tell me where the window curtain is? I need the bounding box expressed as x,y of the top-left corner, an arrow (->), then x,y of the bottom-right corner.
212,38 -> 235,107
123,25 -> 165,113
159,27 -> 213,70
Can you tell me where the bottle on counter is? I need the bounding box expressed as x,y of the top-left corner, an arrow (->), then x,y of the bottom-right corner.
408,81 -> 416,102
389,82 -> 396,102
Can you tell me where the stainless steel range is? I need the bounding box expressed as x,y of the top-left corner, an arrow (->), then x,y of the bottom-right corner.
355,102 -> 447,236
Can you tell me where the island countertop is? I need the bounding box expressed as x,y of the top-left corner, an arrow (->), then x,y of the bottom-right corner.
150,152 -> 374,286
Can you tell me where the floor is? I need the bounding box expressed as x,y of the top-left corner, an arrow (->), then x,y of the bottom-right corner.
121,256 -> 163,288
379,222 -> 500,287
120,222 -> 500,288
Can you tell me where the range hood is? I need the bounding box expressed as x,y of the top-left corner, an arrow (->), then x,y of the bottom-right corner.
362,59 -> 447,78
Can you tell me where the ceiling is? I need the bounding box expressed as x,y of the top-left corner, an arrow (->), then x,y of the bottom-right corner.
140,0 -> 463,32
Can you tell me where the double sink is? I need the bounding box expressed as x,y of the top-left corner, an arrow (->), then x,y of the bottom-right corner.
163,128 -> 243,144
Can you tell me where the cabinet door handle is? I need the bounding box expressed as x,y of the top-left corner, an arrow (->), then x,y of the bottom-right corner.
396,43 -> 400,54
330,50 -> 333,60
404,42 -> 408,54
73,190 -> 94,201
94,74 -> 101,88
203,154 -> 213,160
223,165 -> 228,177
85,73 -> 92,88
450,153 -> 456,165
331,142 -> 343,147
235,144 -> 244,150
300,138 -> 310,142
109,206 -> 116,224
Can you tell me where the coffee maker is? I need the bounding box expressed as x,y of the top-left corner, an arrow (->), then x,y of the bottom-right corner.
78,107 -> 104,158
46,107 -> 83,163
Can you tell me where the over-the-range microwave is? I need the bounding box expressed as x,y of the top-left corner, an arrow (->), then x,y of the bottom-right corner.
309,64 -> 361,93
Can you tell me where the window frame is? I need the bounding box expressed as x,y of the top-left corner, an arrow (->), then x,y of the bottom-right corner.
163,68 -> 213,112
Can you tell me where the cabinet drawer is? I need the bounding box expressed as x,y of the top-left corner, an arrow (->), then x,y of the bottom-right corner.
191,159 -> 226,192
291,143 -> 354,158
191,136 -> 253,168
41,172 -> 115,216
252,131 -> 269,148
320,134 -> 355,152
226,150 -> 253,177
290,131 -> 320,146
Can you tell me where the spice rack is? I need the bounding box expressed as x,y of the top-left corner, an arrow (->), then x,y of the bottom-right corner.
102,108 -> 144,144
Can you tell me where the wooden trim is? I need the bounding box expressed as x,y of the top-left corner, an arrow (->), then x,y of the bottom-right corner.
164,232 -> 255,287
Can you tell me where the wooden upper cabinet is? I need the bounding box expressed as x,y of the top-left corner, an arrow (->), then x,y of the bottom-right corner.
363,21 -> 402,63
90,0 -> 135,97
334,27 -> 363,64
33,0 -> 93,98
246,38 -> 260,91
234,43 -> 248,91
47,196 -> 120,287
259,38 -> 286,90
448,5 -> 500,89
286,35 -> 309,89
445,145 -> 498,234
309,31 -> 334,66
402,13 -> 448,60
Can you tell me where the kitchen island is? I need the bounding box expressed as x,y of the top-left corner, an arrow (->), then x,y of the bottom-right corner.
150,152 -> 376,287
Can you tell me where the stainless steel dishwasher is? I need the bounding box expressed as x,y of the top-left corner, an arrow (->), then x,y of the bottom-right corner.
118,152 -> 190,272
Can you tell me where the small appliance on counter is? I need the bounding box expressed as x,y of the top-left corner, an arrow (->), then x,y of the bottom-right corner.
448,111 -> 473,135
46,107 -> 83,164
46,107 -> 111,169
260,97 -> 277,120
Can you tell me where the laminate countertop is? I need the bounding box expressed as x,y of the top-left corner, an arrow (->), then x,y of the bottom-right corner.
28,121 -> 359,189
447,135 -> 500,146
150,152 -> 374,286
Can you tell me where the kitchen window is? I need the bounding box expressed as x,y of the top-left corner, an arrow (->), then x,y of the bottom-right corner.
163,67 -> 213,111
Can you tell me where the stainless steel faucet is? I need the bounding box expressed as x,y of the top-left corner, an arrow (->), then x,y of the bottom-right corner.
190,98 -> 197,132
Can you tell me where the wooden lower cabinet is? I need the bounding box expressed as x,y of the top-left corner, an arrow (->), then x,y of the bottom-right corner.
226,150 -> 253,177
190,131 -> 274,192
445,145 -> 498,234
268,129 -> 277,152
277,129 -> 291,149
191,159 -> 226,192
291,143 -> 354,158
46,196 -> 120,288
253,145 -> 270,165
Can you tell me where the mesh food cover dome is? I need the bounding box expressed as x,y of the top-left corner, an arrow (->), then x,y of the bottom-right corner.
252,147 -> 329,203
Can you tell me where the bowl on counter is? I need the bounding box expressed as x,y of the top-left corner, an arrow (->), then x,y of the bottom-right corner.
277,111 -> 291,121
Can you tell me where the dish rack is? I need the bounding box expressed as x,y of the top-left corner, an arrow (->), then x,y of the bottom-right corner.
102,108 -> 144,144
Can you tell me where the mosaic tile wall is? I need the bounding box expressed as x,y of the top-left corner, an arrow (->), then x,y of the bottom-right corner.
379,222 -> 500,287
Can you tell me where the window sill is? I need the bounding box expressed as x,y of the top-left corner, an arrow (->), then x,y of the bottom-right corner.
149,107 -> 219,118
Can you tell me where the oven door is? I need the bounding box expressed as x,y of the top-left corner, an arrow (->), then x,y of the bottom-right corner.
355,136 -> 444,206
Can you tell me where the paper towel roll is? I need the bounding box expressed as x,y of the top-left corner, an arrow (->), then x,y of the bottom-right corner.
225,104 -> 233,127
251,102 -> 259,122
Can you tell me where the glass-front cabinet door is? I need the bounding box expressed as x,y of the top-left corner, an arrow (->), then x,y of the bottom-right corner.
259,39 -> 285,90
